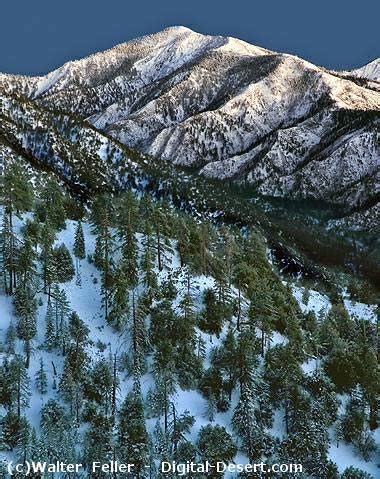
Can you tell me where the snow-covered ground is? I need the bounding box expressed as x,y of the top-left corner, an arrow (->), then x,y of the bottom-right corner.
0,213 -> 378,477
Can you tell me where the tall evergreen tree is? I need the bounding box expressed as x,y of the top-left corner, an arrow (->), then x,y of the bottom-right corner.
35,358 -> 48,395
73,221 -> 86,285
92,195 -> 115,320
14,286 -> 37,368
118,391 -> 149,476
0,163 -> 33,294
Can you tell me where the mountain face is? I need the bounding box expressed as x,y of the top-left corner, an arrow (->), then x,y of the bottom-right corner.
0,26 -> 379,228
352,58 -> 380,82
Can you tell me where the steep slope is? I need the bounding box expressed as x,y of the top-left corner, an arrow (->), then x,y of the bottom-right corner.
1,205 -> 379,478
0,92 -> 147,198
0,27 -> 379,231
352,58 -> 380,82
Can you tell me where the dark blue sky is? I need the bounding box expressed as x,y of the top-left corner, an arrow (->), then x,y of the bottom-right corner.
1,0 -> 378,75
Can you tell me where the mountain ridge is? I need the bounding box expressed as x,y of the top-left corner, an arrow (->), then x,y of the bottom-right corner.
0,27 -> 379,229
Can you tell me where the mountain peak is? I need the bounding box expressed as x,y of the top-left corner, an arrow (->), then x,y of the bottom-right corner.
352,58 -> 380,81
0,28 -> 378,231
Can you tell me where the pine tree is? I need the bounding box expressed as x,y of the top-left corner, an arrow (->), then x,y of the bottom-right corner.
153,421 -> 171,477
0,209 -> 19,295
232,372 -> 273,462
235,329 -> 260,392
5,321 -> 16,354
7,356 -> 30,417
233,386 -> 270,461
141,220 -> 158,294
130,293 -> 149,378
73,221 -> 86,285
280,403 -> 331,478
341,466 -> 374,479
116,192 -> 139,287
44,301 -> 56,350
339,386 -> 376,461
118,390 -> 149,475
38,179 -> 66,231
14,286 -> 37,368
15,416 -> 31,466
84,414 -> 113,476
35,358 -> 48,395
2,412 -> 28,451
248,280 -> 277,357
0,163 -> 33,294
197,424 -> 237,473
89,359 -> 113,416
199,288 -> 225,336
92,195 -> 115,321
212,329 -> 238,400
40,400 -> 77,464
304,370 -> 339,426
52,286 -> 71,354
16,236 -> 37,289
170,409 -> 195,458
150,340 -> 177,435
176,216 -> 191,268
54,243 -> 75,283
39,222 -> 56,295
109,265 -> 129,331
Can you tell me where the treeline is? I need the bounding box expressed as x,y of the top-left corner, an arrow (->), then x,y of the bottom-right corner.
0,163 -> 378,478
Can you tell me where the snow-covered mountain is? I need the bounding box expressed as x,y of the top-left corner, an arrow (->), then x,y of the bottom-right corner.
352,58 -> 380,82
0,27 -> 379,227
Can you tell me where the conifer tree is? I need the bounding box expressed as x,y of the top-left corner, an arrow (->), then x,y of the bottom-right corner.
73,221 -> 85,284
54,243 -> 75,283
130,293 -> 149,378
212,329 -> 238,400
14,286 -> 37,368
16,416 -> 31,464
84,414 -> 113,476
176,216 -> 191,268
35,358 -> 48,395
141,220 -> 158,294
38,179 -> 66,231
109,265 -> 129,331
197,424 -> 237,474
2,413 -> 29,452
151,341 -> 177,435
40,400 -> 77,464
118,390 -> 149,475
0,163 -> 33,294
233,372 -> 273,462
16,237 -> 37,289
116,192 -> 139,287
5,321 -> 16,354
44,301 -> 56,351
52,286 -> 71,354
280,403 -> 331,478
199,288 -> 225,336
265,344 -> 303,434
341,467 -> 374,479
60,311 -> 89,420
92,195 -> 114,320
39,222 -> 56,296
248,280 -> 277,357
339,386 -> 376,461
8,356 -> 30,417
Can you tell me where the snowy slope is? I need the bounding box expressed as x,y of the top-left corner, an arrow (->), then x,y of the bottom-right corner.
0,27 -> 378,226
1,210 -> 379,477
352,58 -> 380,82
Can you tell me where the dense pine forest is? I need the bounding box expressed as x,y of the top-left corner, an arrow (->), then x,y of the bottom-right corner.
0,163 -> 379,478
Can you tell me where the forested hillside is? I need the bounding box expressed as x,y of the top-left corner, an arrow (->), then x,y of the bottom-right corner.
0,164 -> 378,478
